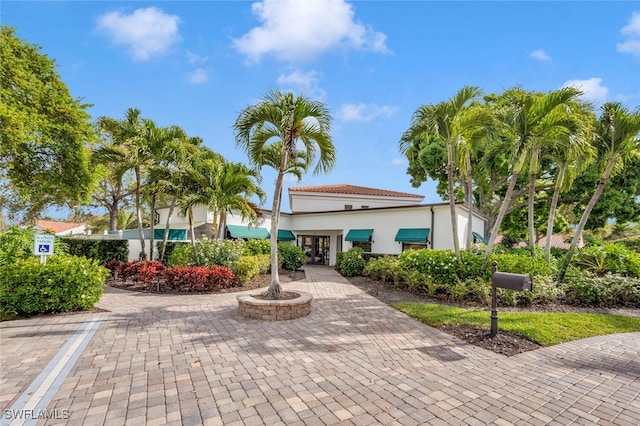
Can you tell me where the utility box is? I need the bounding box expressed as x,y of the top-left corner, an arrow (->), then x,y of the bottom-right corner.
492,272 -> 533,292
490,262 -> 534,337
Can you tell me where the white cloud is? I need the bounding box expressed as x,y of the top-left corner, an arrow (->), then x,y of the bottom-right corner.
617,11 -> 640,56
530,49 -> 551,61
186,50 -> 208,64
96,7 -> 181,61
336,103 -> 397,122
561,77 -> 609,105
233,0 -> 390,63
185,68 -> 208,85
276,69 -> 326,100
390,158 -> 405,166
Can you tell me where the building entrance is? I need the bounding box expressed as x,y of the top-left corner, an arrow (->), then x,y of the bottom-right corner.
297,235 -> 329,265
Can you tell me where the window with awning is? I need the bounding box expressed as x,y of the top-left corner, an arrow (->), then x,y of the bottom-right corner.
345,229 -> 373,242
277,229 -> 296,241
395,228 -> 430,243
226,224 -> 270,239
472,231 -> 487,244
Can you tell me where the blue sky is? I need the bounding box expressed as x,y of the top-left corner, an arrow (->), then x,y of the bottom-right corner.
3,1 -> 640,215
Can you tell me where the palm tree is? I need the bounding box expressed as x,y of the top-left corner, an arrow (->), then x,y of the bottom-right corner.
558,103 -> 640,281
234,90 -> 335,299
150,136 -> 203,262
96,108 -> 157,260
400,86 -> 484,260
210,161 -> 266,239
543,116 -> 595,262
480,87 -> 583,270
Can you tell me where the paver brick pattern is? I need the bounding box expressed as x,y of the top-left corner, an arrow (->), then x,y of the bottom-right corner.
1,266 -> 639,425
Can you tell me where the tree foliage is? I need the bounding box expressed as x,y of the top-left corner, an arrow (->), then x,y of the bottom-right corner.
0,26 -> 95,221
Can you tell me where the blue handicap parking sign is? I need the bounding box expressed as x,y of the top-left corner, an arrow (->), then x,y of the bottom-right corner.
39,244 -> 50,253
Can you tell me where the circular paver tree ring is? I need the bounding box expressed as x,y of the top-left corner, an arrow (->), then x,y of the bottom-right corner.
237,291 -> 312,320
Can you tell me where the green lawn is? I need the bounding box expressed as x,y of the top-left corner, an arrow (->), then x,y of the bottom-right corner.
392,302 -> 640,346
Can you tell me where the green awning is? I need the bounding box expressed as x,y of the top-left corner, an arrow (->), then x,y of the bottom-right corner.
153,229 -> 187,241
277,229 -> 295,241
345,229 -> 373,242
472,232 -> 487,244
395,228 -> 430,243
226,225 -> 270,240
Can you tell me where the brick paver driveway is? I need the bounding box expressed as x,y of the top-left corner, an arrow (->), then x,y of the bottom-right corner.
1,266 -> 639,425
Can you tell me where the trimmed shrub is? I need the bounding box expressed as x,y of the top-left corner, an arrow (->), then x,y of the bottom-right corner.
336,248 -> 366,277
242,239 -> 270,256
364,256 -> 405,286
278,243 -> 305,271
0,255 -> 108,319
564,268 -> 640,307
167,243 -> 194,267
167,239 -> 244,269
162,266 -> 237,292
487,252 -> 556,279
575,243 -> 640,277
112,260 -> 165,284
64,238 -> 128,262
156,241 -> 188,264
397,249 -> 463,284
236,254 -> 270,283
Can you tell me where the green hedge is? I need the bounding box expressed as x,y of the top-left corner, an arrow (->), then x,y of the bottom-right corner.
0,255 -> 108,319
236,254 -> 271,283
336,248 -> 367,277
564,269 -> 640,307
64,238 -> 128,263
278,243 -> 305,271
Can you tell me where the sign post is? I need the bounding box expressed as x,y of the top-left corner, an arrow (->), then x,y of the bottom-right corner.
33,235 -> 55,264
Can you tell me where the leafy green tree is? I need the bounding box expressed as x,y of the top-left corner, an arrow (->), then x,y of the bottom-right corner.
0,26 -> 95,221
559,103 -> 640,281
400,86 -> 485,259
234,90 -> 335,298
564,155 -> 640,230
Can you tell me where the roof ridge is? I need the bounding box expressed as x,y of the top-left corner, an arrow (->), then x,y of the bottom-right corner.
289,184 -> 423,198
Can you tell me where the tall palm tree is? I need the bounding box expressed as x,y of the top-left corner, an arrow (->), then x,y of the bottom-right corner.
143,125 -> 193,260
480,88 -> 583,270
151,136 -> 203,262
558,103 -> 640,281
234,90 -> 335,299
400,86 -> 484,260
543,114 -> 595,262
96,108 -> 157,259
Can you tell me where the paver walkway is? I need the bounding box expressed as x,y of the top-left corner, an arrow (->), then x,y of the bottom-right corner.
1,266 -> 639,425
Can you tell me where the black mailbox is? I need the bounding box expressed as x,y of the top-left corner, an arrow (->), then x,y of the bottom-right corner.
492,272 -> 533,292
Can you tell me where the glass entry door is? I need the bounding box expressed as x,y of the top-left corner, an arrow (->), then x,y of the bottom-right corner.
297,235 -> 329,265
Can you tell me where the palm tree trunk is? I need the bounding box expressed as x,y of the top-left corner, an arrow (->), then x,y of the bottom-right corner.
481,170 -> 520,273
149,194 -> 156,261
216,211 -> 225,239
558,159 -> 616,282
135,167 -> 146,260
265,152 -> 289,299
465,156 -> 473,251
188,207 -> 197,264
544,165 -> 566,263
159,196 -> 176,263
528,171 -> 537,258
446,142 -> 461,260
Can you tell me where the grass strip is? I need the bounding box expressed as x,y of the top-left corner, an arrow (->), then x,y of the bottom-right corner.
392,302 -> 640,346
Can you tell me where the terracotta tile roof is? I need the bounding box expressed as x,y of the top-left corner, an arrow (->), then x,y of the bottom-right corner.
289,184 -> 423,199
34,220 -> 86,234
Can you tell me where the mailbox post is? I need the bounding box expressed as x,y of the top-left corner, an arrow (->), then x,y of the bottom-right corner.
490,261 -> 533,337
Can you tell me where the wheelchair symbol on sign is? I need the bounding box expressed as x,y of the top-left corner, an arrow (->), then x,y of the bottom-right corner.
39,244 -> 50,253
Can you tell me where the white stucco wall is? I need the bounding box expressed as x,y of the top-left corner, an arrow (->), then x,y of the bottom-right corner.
290,193 -> 423,213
